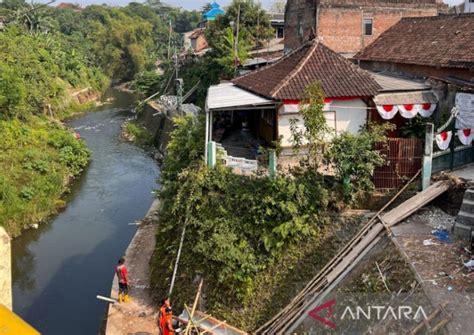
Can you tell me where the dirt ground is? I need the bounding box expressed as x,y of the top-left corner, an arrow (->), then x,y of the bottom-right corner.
391,207 -> 474,335
105,200 -> 160,335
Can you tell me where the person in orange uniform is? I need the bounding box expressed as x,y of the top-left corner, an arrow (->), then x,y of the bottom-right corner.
116,257 -> 131,303
158,297 -> 174,335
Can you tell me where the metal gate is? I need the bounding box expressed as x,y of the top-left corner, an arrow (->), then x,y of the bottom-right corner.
374,138 -> 423,190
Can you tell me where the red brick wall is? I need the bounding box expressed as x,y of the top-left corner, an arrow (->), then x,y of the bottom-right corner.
318,7 -> 439,54
284,0 -> 445,53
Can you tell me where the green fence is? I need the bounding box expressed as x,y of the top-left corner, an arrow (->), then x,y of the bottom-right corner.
432,146 -> 474,174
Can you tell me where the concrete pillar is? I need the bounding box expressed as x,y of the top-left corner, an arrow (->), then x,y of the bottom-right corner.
269,150 -> 277,178
207,141 -> 216,168
0,227 -> 12,310
422,123 -> 434,190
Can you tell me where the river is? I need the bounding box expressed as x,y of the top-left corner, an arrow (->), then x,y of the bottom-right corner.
11,89 -> 160,334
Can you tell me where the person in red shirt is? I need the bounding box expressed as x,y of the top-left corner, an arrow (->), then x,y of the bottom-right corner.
158,297 -> 174,335
116,257 -> 130,303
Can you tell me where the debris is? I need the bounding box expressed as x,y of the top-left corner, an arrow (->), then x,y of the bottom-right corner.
423,239 -> 434,246
138,311 -> 147,318
432,230 -> 450,242
447,286 -> 453,291
464,260 -> 474,268
30,224 -> 39,229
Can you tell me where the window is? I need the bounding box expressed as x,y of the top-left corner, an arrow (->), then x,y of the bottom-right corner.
297,15 -> 303,37
363,18 -> 373,36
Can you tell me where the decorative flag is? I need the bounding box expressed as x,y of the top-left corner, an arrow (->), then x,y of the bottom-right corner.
376,105 -> 398,120
398,104 -> 418,119
458,129 -> 473,146
419,103 -> 436,118
436,131 -> 452,151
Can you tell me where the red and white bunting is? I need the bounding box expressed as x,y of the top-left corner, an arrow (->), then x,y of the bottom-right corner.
458,129 -> 473,146
419,103 -> 436,118
436,131 -> 452,151
398,104 -> 419,119
376,104 -> 398,120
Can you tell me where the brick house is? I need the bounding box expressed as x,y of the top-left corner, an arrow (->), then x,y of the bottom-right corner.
188,29 -> 208,53
355,14 -> 474,115
284,0 -> 446,56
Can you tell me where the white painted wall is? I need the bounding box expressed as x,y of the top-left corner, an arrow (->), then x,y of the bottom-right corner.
465,0 -> 474,13
277,99 -> 368,147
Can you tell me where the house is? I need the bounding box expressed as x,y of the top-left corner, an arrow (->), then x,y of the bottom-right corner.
355,14 -> 474,115
269,12 -> 285,39
188,28 -> 208,53
205,40 -> 382,167
202,1 -> 224,23
284,0 -> 446,56
465,0 -> 474,13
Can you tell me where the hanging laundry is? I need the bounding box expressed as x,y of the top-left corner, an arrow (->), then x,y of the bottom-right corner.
419,103 -> 436,118
376,105 -> 398,120
398,104 -> 419,119
436,131 -> 452,151
458,129 -> 473,146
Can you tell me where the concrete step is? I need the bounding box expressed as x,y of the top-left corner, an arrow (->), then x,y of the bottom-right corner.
460,199 -> 474,213
453,222 -> 474,239
463,188 -> 474,201
456,210 -> 474,226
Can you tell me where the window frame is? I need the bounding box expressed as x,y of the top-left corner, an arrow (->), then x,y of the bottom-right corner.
363,17 -> 374,36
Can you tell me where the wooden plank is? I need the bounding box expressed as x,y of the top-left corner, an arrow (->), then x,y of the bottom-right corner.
382,181 -> 450,227
257,180 -> 450,334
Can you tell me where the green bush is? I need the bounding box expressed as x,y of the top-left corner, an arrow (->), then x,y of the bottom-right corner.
0,117 -> 90,236
123,121 -> 154,147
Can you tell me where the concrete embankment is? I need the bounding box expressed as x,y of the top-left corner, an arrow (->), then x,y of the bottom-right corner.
104,199 -> 161,335
0,227 -> 12,310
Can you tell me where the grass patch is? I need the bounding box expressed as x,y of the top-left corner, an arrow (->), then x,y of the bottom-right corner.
122,121 -> 154,147
0,116 -> 90,237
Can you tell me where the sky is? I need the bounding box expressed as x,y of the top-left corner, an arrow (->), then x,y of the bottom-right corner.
45,0 -> 465,10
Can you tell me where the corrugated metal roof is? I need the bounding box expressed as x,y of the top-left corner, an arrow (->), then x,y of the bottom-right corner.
374,91 -> 438,105
370,72 -> 431,92
206,83 -> 274,111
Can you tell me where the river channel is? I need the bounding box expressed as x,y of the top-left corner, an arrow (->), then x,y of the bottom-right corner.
11,89 -> 160,334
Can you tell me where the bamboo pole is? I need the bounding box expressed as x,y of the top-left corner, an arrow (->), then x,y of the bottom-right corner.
184,279 -> 204,335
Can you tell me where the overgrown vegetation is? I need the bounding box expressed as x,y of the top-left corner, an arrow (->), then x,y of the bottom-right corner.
0,117 -> 90,237
122,121 -> 154,147
151,84 -> 389,330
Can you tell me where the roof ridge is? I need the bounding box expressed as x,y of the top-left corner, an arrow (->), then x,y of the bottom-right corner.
271,40 -> 319,98
232,40 -> 314,86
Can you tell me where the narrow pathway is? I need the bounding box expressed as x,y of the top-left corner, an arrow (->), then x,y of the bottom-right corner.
105,200 -> 160,335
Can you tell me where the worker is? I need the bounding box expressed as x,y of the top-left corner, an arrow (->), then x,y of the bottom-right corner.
158,297 -> 174,335
116,257 -> 131,303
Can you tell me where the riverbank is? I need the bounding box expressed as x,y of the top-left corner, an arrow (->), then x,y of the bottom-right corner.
104,199 -> 161,335
0,115 -> 91,237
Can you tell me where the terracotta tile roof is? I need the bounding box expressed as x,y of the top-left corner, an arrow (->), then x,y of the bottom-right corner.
232,40 -> 381,100
355,14 -> 474,69
189,28 -> 205,40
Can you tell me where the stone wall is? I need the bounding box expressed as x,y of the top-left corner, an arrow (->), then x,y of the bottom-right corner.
284,0 -> 444,52
0,227 -> 12,310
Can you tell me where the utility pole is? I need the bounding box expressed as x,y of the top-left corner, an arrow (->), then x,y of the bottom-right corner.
167,19 -> 172,60
234,3 -> 241,74
174,48 -> 183,115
